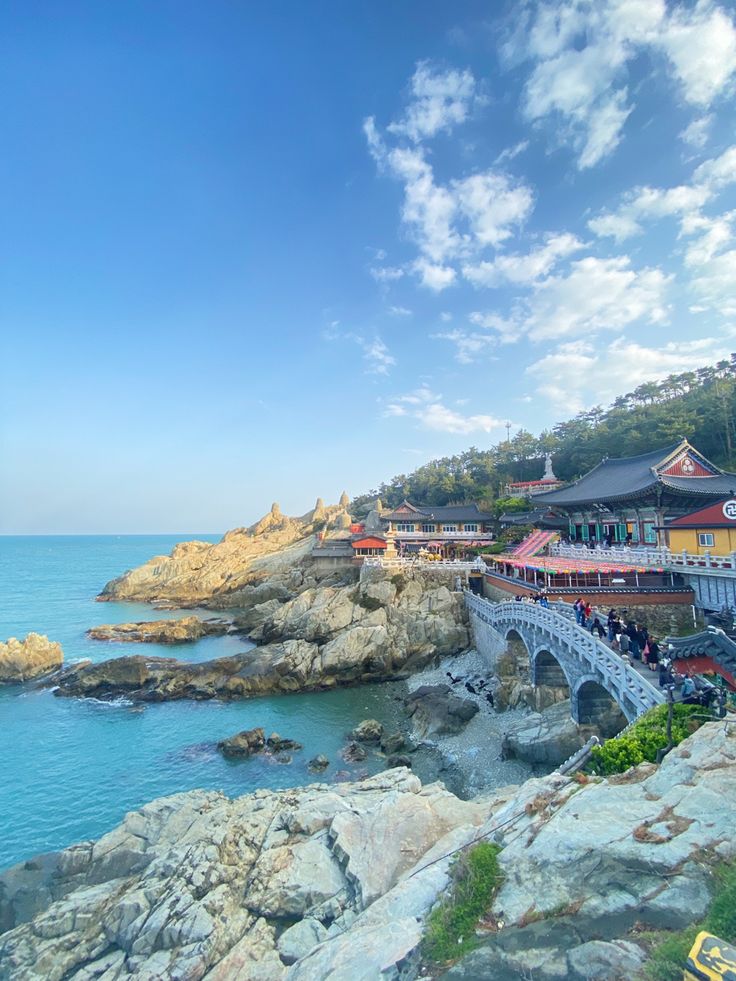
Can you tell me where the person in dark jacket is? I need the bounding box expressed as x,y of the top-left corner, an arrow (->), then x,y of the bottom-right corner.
607,609 -> 617,642
646,638 -> 660,670
626,621 -> 640,659
590,617 -> 606,639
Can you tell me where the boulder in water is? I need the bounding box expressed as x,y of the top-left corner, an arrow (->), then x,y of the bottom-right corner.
350,719 -> 383,742
266,733 -> 303,752
217,727 -> 266,758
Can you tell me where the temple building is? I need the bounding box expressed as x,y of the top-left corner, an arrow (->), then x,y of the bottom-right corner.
378,501 -> 495,558
529,439 -> 736,546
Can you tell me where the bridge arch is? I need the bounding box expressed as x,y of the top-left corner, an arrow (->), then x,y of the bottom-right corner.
531,647 -> 572,691
572,676 -> 629,733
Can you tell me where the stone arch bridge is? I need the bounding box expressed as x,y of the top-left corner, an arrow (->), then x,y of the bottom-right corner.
464,592 -> 664,724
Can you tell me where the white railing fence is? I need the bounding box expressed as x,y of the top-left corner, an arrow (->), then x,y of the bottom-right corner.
550,541 -> 736,572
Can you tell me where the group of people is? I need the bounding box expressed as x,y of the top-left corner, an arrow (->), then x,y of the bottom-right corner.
513,591 -> 549,608
575,600 -> 664,669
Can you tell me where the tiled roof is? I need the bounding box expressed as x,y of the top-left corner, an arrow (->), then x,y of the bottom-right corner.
383,502 -> 494,522
530,441 -> 736,507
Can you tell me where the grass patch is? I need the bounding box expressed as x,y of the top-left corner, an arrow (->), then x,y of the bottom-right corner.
587,703 -> 712,776
422,842 -> 503,966
643,861 -> 736,980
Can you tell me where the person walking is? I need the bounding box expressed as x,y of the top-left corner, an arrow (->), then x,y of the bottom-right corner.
582,601 -> 592,627
607,609 -> 617,643
574,597 -> 583,624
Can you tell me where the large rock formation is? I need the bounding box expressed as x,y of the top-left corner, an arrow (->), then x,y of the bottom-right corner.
1,722 -> 735,980
97,499 -> 354,607
0,770 -> 485,980
87,616 -> 229,644
501,700 -> 595,766
60,573 -> 470,702
0,634 -> 63,683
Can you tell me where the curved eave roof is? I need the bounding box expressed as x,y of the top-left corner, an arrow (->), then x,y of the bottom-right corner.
659,474 -> 736,496
530,443 -> 681,506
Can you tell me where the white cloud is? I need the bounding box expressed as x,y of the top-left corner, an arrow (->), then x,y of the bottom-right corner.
412,259 -> 457,291
589,144 -> 736,242
453,172 -> 535,248
388,305 -> 413,316
587,211 -> 643,242
465,255 -> 670,344
693,146 -> 736,191
494,139 -> 530,164
658,0 -> 736,107
364,74 -> 535,285
679,114 -> 713,148
433,329 -> 498,363
527,334 -> 733,411
524,256 -> 670,340
370,265 -> 404,283
387,62 -> 478,142
512,0 -> 736,169
463,232 -> 585,286
385,386 -> 506,434
468,311 -> 523,344
360,337 -> 396,375
682,212 -> 734,267
589,183 -> 710,240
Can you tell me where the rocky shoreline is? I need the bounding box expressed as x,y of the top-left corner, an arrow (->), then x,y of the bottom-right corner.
2,720 -> 733,979
86,615 -> 230,645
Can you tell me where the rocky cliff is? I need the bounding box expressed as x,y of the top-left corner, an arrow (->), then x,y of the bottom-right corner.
57,572 -> 469,701
1,721 -> 734,980
0,634 -> 63,683
97,500 -> 353,607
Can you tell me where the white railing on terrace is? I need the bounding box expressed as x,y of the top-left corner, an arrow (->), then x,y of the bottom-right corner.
550,541 -> 736,573
388,531 -> 495,540
363,557 -> 482,572
464,592 -> 664,719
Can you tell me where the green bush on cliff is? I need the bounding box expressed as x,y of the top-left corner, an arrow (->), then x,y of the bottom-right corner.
422,842 -> 503,965
588,703 -> 711,776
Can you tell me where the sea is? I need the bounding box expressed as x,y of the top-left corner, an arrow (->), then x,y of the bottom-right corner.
0,535 -> 409,872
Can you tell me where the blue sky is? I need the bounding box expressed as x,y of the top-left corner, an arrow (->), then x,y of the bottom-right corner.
2,0 -> 736,533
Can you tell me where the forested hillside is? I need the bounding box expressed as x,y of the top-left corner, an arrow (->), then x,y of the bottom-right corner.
353,357 -> 736,514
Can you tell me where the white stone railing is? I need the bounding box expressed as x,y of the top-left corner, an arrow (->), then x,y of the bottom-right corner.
386,531 -> 495,540
550,541 -> 736,573
464,592 -> 664,719
363,557 -> 481,572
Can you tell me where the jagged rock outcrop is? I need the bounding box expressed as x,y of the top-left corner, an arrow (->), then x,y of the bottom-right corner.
0,770 -> 485,980
2,722 -> 735,980
62,572 -> 470,702
0,634 -> 63,683
405,684 -> 479,738
97,500 -> 353,607
87,616 -> 229,645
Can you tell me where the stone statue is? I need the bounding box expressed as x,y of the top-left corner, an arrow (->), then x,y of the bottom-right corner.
543,454 -> 557,482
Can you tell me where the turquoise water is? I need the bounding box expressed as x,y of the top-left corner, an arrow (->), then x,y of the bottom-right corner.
0,536 -> 405,871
